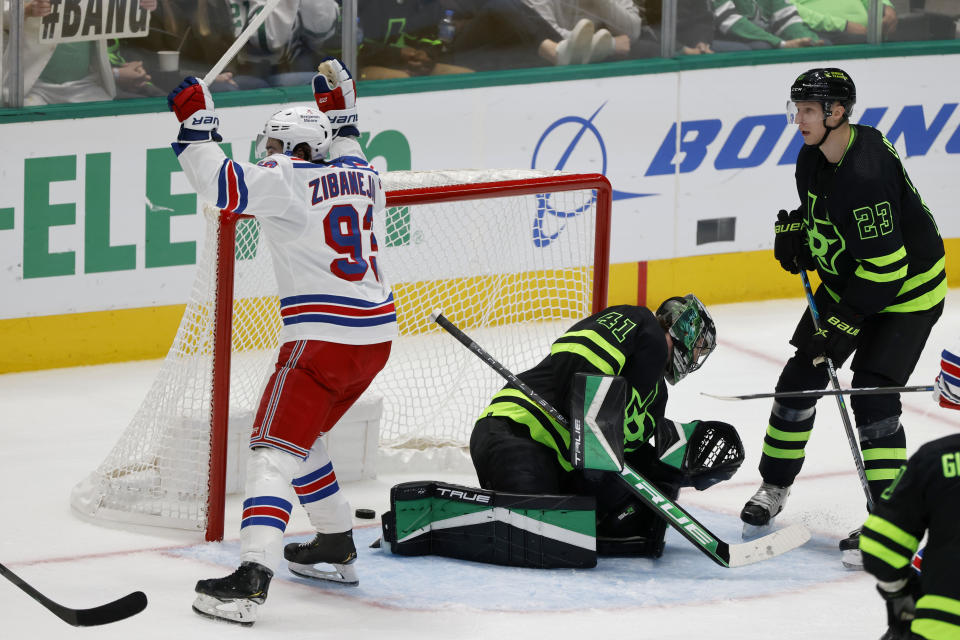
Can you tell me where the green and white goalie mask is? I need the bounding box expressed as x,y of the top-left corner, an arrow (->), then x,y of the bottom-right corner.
654,419 -> 745,490
656,294 -> 716,385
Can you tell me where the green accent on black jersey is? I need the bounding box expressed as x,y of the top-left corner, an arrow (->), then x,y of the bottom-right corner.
481,388 -> 572,471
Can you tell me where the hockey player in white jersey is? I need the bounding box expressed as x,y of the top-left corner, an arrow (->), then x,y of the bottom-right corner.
167,59 -> 396,626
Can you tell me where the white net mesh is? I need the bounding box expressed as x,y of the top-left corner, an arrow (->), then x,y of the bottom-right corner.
70,169 -> 603,533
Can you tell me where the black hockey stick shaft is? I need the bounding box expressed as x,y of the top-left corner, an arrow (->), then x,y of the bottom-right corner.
430,310 -> 739,567
801,272 -> 874,511
703,384 -> 934,401
0,561 -> 147,627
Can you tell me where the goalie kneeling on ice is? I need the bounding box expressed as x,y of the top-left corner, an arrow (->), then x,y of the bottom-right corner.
380,481 -> 598,569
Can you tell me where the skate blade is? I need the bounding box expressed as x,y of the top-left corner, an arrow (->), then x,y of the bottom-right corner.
288,561 -> 359,586
742,520 -> 775,541
841,548 -> 864,570
192,593 -> 258,626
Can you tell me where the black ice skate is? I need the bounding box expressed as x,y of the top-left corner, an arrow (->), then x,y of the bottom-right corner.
284,530 -> 359,585
740,482 -> 791,539
192,561 -> 273,626
839,527 -> 863,570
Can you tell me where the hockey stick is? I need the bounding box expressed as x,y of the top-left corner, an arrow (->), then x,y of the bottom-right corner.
801,271 -> 874,511
703,384 -> 934,402
0,561 -> 147,627
430,310 -> 810,568
202,0 -> 283,85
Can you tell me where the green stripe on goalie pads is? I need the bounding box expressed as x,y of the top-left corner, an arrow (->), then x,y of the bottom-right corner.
381,481 -> 598,568
569,373 -> 626,472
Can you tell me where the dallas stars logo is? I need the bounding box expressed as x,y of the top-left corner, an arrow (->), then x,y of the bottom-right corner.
805,192 -> 845,276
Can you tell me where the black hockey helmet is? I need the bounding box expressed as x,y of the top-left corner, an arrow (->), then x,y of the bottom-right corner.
655,294 -> 716,386
789,68 -> 856,120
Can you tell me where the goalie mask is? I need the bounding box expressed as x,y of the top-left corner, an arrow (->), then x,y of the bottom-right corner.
656,294 -> 716,385
255,106 -> 333,161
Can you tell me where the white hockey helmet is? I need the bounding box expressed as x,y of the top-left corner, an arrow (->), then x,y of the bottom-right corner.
255,105 -> 333,161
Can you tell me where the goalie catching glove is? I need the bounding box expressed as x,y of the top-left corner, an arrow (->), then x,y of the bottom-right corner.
167,77 -> 222,147
313,57 -> 358,138
654,419 -> 745,490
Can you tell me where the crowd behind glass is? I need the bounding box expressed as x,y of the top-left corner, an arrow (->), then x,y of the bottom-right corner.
2,0 -> 958,109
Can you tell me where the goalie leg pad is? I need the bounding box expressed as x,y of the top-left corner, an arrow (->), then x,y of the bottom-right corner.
380,481 -> 597,569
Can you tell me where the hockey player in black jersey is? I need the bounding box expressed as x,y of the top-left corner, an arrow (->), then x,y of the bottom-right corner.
860,434 -> 960,640
470,296 -> 745,558
741,68 -> 946,567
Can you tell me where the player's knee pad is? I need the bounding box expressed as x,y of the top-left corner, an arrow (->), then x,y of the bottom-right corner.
247,446 -> 301,495
851,371 -> 903,426
381,481 -> 597,569
776,352 -> 829,401
653,419 -> 745,490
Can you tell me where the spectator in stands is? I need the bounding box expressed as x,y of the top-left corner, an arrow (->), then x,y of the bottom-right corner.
357,0 -> 474,79
134,0 -> 322,91
710,0 -> 825,49
2,0 -> 158,105
519,0 -> 658,62
792,0 -> 898,44
654,0 -> 751,55
444,0 -> 626,69
107,38 -> 167,98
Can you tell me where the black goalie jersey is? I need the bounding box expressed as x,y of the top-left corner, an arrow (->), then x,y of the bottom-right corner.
860,433 -> 960,638
477,305 -> 669,471
795,124 -> 946,315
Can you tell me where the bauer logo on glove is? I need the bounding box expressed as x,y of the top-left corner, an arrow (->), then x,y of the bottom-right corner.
167,76 -> 222,149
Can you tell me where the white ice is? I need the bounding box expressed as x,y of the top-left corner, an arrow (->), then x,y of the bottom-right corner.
1,293 -> 957,640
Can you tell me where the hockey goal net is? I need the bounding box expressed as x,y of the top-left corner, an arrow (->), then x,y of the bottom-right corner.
71,169 -> 611,541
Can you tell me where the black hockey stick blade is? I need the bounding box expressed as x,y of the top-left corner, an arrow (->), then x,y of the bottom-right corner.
702,384 -> 934,402
0,562 -> 147,626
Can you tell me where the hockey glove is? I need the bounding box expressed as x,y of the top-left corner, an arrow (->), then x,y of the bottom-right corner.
167,77 -> 222,144
774,209 -> 815,274
807,303 -> 862,367
877,575 -> 921,640
313,57 -> 359,138
933,347 -> 960,410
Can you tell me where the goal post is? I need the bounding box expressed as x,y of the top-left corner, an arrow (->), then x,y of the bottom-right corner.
71,169 -> 612,542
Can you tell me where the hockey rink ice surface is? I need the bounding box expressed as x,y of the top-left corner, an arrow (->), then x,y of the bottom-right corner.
1,294 -> 957,639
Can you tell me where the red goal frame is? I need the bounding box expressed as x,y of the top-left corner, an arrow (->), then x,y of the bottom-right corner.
205,173 -> 612,541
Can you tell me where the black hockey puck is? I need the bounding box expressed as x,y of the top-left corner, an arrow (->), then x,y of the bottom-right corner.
355,508 -> 376,519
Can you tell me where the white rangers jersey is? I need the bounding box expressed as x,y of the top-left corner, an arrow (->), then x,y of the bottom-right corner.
176,140 -> 397,346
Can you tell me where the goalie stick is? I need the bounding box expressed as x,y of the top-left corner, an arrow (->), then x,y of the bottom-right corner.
430,310 -> 810,568
801,271 -> 874,511
703,384 -> 934,401
0,561 -> 147,627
